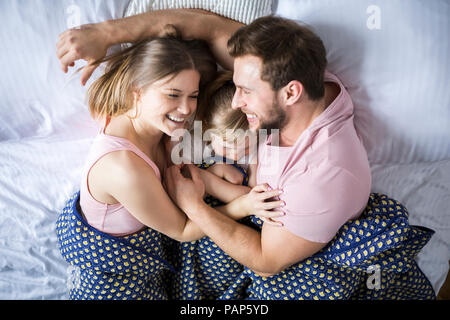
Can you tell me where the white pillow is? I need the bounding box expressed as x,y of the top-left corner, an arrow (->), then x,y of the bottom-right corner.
275,0 -> 450,165
124,0 -> 275,25
0,0 -> 129,141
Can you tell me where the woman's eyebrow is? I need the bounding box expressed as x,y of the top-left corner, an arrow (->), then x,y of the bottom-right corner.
166,88 -> 199,94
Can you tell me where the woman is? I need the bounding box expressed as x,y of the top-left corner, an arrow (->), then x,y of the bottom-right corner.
56,30 -> 216,300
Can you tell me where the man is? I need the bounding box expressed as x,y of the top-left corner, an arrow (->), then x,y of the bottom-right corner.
57,9 -> 371,279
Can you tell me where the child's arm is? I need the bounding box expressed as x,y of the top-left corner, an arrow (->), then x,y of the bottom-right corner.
206,163 -> 244,185
198,167 -> 251,203
215,184 -> 286,223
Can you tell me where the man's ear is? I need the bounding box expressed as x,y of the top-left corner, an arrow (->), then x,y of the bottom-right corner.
280,80 -> 303,106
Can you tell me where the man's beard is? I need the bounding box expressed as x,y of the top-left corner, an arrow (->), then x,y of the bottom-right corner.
259,97 -> 287,132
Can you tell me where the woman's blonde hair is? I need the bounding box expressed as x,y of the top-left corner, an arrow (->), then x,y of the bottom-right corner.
86,25 -> 217,119
198,70 -> 248,142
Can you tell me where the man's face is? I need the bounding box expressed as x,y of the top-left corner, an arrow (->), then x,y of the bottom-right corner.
232,55 -> 287,132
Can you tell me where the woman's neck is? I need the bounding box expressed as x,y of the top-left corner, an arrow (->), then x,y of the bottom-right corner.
129,118 -> 164,155
106,115 -> 164,157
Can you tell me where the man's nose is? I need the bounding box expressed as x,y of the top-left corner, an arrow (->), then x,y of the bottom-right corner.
231,91 -> 245,110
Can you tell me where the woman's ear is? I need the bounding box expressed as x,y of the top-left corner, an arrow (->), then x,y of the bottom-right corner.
132,89 -> 141,103
281,80 -> 303,106
127,89 -> 141,119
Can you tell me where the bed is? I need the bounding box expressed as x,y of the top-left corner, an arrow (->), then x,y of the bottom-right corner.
0,0 -> 448,299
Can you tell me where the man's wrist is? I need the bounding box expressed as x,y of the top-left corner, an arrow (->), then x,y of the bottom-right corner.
99,20 -> 119,47
184,198 -> 207,218
100,17 -> 144,46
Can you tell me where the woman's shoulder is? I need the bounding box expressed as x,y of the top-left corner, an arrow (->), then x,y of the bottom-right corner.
105,150 -> 158,176
91,150 -> 160,193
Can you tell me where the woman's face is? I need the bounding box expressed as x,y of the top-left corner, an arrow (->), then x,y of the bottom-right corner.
134,69 -> 201,137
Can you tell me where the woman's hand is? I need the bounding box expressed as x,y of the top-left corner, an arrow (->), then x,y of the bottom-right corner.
164,164 -> 206,215
238,184 -> 286,226
56,22 -> 110,85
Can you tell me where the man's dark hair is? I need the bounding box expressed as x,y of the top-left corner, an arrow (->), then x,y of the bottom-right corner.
227,16 -> 327,100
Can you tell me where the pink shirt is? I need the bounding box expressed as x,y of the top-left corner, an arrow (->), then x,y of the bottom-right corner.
256,71 -> 371,243
79,128 -> 161,237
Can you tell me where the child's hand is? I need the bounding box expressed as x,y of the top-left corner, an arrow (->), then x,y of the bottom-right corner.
241,184 -> 286,226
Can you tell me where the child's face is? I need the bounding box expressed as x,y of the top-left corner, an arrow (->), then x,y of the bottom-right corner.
210,134 -> 250,161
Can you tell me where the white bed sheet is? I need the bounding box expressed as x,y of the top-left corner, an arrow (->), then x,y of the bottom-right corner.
0,0 -> 128,300
0,0 -> 448,299
0,127 -> 96,299
370,161 -> 450,295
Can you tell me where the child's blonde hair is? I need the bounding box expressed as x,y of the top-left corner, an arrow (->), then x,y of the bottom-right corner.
198,70 -> 248,142
86,25 -> 217,120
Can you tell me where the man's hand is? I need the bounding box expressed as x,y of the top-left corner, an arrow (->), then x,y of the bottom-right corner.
56,23 -> 110,85
56,9 -> 242,86
164,164 -> 206,214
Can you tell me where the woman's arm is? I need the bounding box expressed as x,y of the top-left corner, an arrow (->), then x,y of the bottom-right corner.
57,9 -> 244,84
90,151 -> 204,242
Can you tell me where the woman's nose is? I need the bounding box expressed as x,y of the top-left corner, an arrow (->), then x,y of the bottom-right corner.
178,98 -> 193,115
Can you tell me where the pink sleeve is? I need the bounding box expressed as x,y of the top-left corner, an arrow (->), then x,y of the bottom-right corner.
277,164 -> 367,243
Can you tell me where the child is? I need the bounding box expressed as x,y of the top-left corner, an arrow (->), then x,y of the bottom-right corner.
196,70 -> 284,224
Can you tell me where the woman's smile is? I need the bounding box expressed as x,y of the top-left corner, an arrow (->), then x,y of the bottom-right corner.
166,113 -> 187,124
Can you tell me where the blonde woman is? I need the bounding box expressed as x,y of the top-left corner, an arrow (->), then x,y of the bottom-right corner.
57,33 -> 217,300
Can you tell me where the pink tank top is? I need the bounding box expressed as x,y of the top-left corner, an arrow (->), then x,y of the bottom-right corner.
79,124 -> 161,237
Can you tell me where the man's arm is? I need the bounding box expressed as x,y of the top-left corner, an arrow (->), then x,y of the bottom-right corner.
186,200 -> 327,276
57,9 -> 243,84
166,164 -> 327,276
